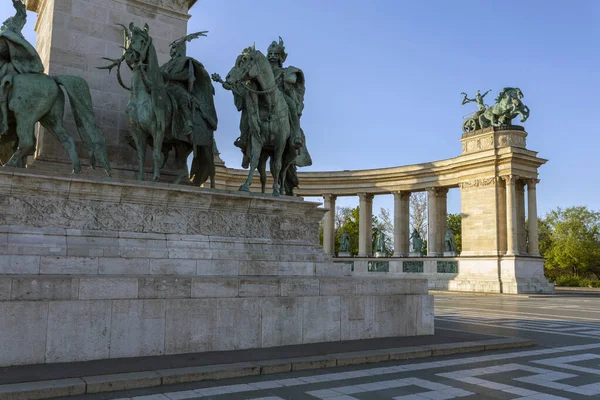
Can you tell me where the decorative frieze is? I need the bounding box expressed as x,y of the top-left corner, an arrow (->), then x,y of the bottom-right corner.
131,0 -> 195,14
461,134 -> 495,154
458,177 -> 497,189
497,132 -> 527,148
403,261 -> 424,273
461,127 -> 528,154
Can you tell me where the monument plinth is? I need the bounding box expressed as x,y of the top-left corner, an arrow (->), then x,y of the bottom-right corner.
0,169 -> 433,366
24,0 -> 196,178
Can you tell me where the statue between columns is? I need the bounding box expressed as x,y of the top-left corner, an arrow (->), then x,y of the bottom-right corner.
338,231 -> 351,257
374,231 -> 386,257
444,228 -> 458,256
410,229 -> 423,256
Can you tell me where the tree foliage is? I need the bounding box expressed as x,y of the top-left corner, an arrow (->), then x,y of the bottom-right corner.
541,206 -> 600,279
446,213 -> 462,253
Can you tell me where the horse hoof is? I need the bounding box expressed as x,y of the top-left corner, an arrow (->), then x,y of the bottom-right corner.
272,191 -> 281,197
239,185 -> 250,192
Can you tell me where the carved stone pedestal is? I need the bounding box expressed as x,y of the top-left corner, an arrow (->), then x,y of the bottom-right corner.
460,126 -> 527,155
0,169 -> 433,366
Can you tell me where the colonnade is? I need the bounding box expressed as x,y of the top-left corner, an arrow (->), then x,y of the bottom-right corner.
502,176 -> 540,257
321,178 -> 540,258
321,188 -> 452,257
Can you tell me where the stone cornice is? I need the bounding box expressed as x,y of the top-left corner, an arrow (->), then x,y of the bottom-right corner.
128,0 -> 196,15
214,140 -> 546,196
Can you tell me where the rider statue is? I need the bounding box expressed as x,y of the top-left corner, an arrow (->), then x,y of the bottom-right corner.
0,0 -> 45,136
461,89 -> 491,111
160,32 -> 217,142
266,37 -> 312,168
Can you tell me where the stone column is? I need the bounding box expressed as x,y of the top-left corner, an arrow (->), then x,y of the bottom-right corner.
25,0 -> 195,177
516,180 -> 527,254
427,188 -> 440,256
527,179 -> 541,256
358,193 -> 374,257
393,191 -> 410,257
503,175 -> 519,255
322,194 -> 336,256
438,188 -> 448,253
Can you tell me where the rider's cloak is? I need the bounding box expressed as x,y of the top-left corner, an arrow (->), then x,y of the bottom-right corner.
0,29 -> 44,75
161,56 -> 218,143
280,65 -> 311,167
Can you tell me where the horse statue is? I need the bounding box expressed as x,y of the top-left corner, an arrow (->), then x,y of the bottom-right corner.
99,23 -> 217,185
220,46 -> 296,196
0,1 -> 111,174
478,87 -> 530,129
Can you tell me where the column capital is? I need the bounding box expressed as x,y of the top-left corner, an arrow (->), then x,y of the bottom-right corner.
526,178 -> 541,188
322,194 -> 337,201
501,175 -> 519,185
357,192 -> 374,202
392,190 -> 411,199
426,187 -> 448,197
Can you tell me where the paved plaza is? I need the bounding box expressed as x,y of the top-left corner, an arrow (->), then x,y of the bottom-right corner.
60,293 -> 600,400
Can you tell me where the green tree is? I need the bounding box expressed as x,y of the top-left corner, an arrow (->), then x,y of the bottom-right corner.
542,206 -> 600,279
446,213 -> 462,253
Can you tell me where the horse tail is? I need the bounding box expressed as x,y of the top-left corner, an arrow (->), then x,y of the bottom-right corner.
54,75 -> 112,175
190,136 -> 215,186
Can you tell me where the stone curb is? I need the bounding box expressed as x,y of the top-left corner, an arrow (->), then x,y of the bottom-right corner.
0,337 -> 533,400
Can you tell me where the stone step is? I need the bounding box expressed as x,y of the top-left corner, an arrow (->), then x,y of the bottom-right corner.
0,337 -> 533,400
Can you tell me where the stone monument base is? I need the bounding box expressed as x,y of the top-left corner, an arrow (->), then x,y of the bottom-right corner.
337,252 -> 351,258
449,256 -> 554,294
0,169 -> 433,367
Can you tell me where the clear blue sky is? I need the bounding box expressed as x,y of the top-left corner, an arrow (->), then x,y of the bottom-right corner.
6,0 -> 600,217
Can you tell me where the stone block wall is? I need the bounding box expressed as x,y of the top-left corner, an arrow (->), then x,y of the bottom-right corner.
0,275 -> 432,365
459,178 -> 499,256
26,0 -> 193,176
0,169 -> 434,366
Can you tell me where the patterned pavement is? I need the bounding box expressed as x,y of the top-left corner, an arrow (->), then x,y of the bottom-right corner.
71,293 -> 600,400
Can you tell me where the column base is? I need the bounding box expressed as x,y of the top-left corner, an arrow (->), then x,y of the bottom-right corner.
450,256 -> 554,294
500,256 -> 554,294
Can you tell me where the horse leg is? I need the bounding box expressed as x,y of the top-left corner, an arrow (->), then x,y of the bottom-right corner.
4,117 -> 35,169
271,147 -> 285,197
257,151 -> 268,193
172,141 -> 190,185
39,93 -> 81,174
151,130 -> 165,182
130,128 -> 147,181
240,138 -> 261,192
479,114 -> 488,129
